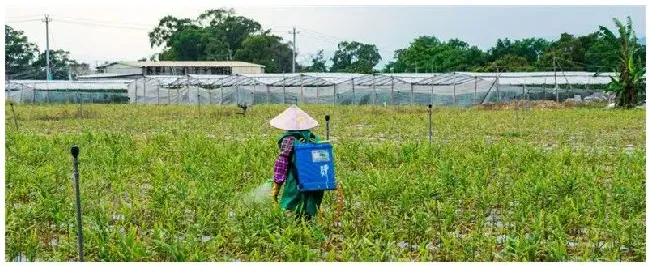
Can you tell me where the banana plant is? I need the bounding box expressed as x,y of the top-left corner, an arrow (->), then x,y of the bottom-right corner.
599,17 -> 646,108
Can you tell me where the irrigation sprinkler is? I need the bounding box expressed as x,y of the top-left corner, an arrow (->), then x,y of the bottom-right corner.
325,115 -> 331,140
70,145 -> 84,262
428,104 -> 432,143
9,102 -> 19,131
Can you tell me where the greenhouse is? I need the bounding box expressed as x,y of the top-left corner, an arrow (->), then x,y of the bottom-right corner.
6,72 -> 619,106
5,79 -> 132,104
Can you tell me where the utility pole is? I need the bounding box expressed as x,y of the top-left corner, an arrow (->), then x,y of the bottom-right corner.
43,14 -> 52,80
289,27 -> 299,73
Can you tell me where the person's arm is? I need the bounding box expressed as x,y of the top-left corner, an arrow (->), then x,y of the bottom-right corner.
272,136 -> 294,202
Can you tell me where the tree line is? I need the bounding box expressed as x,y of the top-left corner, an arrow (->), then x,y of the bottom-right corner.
5,26 -> 90,80
5,8 -> 646,79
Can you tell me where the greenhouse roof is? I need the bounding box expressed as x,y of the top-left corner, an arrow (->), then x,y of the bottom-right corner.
458,72 -> 619,85
7,80 -> 131,90
8,72 -> 622,91
133,72 -> 621,87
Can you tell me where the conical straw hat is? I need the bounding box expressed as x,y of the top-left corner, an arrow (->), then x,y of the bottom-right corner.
269,105 -> 319,130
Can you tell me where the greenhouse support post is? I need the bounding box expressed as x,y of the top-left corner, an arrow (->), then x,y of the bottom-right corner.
452,72 -> 457,106
372,74 -> 376,105
474,76 -> 478,105
19,85 -> 24,103
143,76 -> 147,100
496,75 -> 501,103
300,74 -> 304,104
78,92 -> 83,117
351,78 -> 356,105
135,80 -> 139,104
236,75 -> 240,104
333,84 -> 337,105
316,86 -> 320,104
430,74 -> 434,105
266,85 -> 270,104
32,82 -> 36,103
157,81 -> 161,105
220,86 -> 224,105
410,83 -> 414,105
282,72 -> 286,104
391,77 -> 395,106
523,83 -> 527,109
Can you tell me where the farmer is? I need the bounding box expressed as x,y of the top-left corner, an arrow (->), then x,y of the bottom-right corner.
270,105 -> 324,219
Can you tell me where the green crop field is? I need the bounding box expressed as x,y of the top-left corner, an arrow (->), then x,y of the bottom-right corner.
4,103 -> 646,262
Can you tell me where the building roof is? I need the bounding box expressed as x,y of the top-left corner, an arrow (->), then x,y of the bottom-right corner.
98,61 -> 265,69
77,73 -> 142,79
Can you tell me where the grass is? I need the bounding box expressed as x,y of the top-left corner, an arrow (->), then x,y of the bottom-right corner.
4,103 -> 646,261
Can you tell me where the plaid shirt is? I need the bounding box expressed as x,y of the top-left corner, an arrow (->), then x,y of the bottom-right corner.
273,136 -> 295,184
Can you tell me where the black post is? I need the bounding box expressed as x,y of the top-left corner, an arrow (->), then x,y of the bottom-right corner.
325,115 -> 330,141
70,145 -> 84,262
10,102 -> 19,130
428,104 -> 432,143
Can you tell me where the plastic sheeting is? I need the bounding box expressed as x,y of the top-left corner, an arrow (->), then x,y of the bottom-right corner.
6,72 -> 618,106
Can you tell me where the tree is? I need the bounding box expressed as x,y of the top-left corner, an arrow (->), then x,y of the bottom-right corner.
32,49 -> 90,80
6,25 -> 88,80
149,8 -> 263,62
599,17 -> 646,107
474,54 -> 534,72
330,41 -> 381,73
305,50 -> 328,72
383,36 -> 485,73
5,25 -> 39,78
148,16 -> 197,48
536,33 -> 599,71
487,38 -> 549,66
234,34 -> 293,73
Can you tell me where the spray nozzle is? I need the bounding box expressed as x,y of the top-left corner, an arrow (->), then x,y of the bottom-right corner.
71,145 -> 80,158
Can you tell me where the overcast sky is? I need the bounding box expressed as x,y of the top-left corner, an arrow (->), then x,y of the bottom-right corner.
5,5 -> 646,69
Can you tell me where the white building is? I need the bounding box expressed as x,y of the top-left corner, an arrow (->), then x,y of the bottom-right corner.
93,61 -> 265,77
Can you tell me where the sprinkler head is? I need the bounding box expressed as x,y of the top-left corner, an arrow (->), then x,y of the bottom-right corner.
325,115 -> 330,121
71,145 -> 79,158
428,104 -> 432,108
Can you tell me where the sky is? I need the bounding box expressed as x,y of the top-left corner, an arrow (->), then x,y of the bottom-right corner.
5,5 -> 646,69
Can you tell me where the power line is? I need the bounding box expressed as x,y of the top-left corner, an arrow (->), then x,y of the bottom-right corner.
6,14 -> 43,20
299,27 -> 395,55
54,15 -> 152,28
6,19 -> 41,24
56,19 -> 150,31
